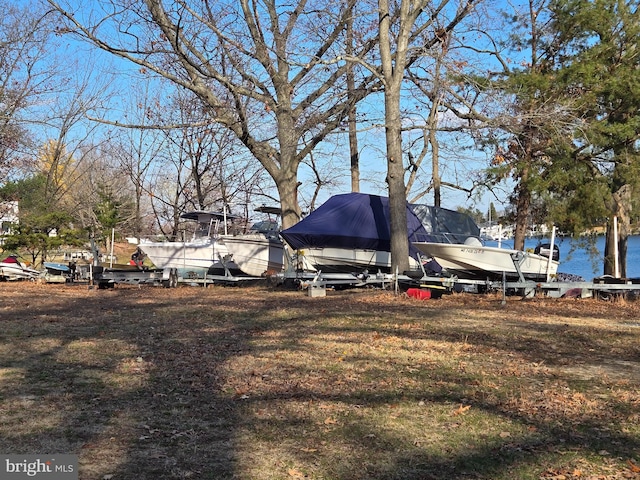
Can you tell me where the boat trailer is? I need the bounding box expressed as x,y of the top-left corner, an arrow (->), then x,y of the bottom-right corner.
282,268 -> 640,299
501,275 -> 640,299
279,250 -> 640,299
92,265 -> 179,289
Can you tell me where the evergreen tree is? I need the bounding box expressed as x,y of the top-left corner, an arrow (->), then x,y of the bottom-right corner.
488,203 -> 498,224
549,0 -> 640,277
483,0 -> 577,250
93,184 -> 135,256
0,174 -> 85,264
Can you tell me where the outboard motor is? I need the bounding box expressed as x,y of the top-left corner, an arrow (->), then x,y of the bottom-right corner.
464,237 -> 483,247
534,243 -> 560,262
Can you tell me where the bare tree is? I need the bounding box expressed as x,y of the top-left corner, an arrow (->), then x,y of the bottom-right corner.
377,0 -> 477,272
35,63 -> 113,226
0,3 -> 136,257
404,28 -> 463,206
47,0 -> 384,230
141,87 -> 269,238
402,3 -> 505,209
75,146 -> 138,252
108,82 -> 169,241
0,1 -> 55,183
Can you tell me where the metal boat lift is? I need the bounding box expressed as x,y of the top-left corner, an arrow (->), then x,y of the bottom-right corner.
171,253 -> 272,286
280,250 -> 640,299
92,265 -> 179,289
501,276 -> 640,299
283,268 -> 640,299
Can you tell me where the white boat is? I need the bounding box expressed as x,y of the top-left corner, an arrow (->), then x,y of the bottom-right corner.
139,236 -> 233,272
291,246 -> 422,274
0,255 -> 41,281
280,193 -> 482,275
139,212 -> 232,274
42,262 -> 72,283
221,235 -> 284,277
139,211 -> 284,277
412,238 -> 559,281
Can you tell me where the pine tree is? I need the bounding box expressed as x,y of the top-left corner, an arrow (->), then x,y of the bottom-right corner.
550,0 -> 640,277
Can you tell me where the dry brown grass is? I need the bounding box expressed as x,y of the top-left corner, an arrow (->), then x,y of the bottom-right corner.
0,282 -> 639,480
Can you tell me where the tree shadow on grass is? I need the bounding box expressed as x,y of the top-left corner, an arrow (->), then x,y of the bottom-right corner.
0,285 -> 638,479
0,286 -> 248,478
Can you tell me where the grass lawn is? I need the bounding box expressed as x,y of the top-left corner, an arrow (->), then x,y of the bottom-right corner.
0,282 -> 639,479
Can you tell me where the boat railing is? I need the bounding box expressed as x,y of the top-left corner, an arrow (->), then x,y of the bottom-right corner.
139,233 -> 210,243
139,235 -> 175,243
411,232 -> 481,245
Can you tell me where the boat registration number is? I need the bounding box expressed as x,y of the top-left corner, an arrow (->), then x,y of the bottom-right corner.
460,248 -> 484,254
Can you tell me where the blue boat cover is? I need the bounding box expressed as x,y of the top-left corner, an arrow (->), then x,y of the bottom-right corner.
281,193 -> 425,254
410,204 -> 480,243
280,193 -> 480,254
43,262 -> 71,273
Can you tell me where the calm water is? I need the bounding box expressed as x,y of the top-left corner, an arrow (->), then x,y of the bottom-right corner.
485,234 -> 640,280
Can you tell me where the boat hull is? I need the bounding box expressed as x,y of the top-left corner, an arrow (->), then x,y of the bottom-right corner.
139,235 -> 283,278
138,238 -> 236,274
295,247 -> 420,274
221,236 -> 284,277
0,262 -> 40,280
413,242 -> 559,280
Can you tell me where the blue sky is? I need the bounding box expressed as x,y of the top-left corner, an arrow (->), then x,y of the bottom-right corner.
38,0 -> 521,218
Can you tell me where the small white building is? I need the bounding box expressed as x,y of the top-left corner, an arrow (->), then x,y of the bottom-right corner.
0,201 -> 19,236
480,223 -> 514,241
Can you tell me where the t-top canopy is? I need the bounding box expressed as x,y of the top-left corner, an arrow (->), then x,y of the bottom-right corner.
180,211 -> 242,222
280,193 -> 427,254
280,192 -> 479,253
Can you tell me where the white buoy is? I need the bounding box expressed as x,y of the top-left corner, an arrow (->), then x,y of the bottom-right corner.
613,216 -> 619,278
546,226 -> 556,282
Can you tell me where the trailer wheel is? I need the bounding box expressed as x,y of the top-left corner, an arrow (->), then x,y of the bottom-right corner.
98,281 -> 114,289
163,268 -> 179,288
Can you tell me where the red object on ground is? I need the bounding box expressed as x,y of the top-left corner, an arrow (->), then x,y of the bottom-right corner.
407,288 -> 431,300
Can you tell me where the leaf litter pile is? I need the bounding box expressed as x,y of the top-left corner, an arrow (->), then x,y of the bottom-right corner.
0,282 -> 638,480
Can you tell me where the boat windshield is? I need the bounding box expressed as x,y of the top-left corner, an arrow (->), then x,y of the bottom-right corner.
192,219 -> 220,238
409,204 -> 481,245
411,232 -> 481,244
250,220 -> 279,235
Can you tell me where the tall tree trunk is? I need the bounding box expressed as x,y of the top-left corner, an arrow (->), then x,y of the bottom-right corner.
513,156 -> 531,251
348,104 -> 360,193
273,161 -> 301,230
428,43 -> 447,208
604,185 -> 631,277
430,125 -> 441,208
384,90 -> 410,273
513,187 -> 531,252
346,9 -> 360,193
379,0 -> 410,274
134,182 -> 142,241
